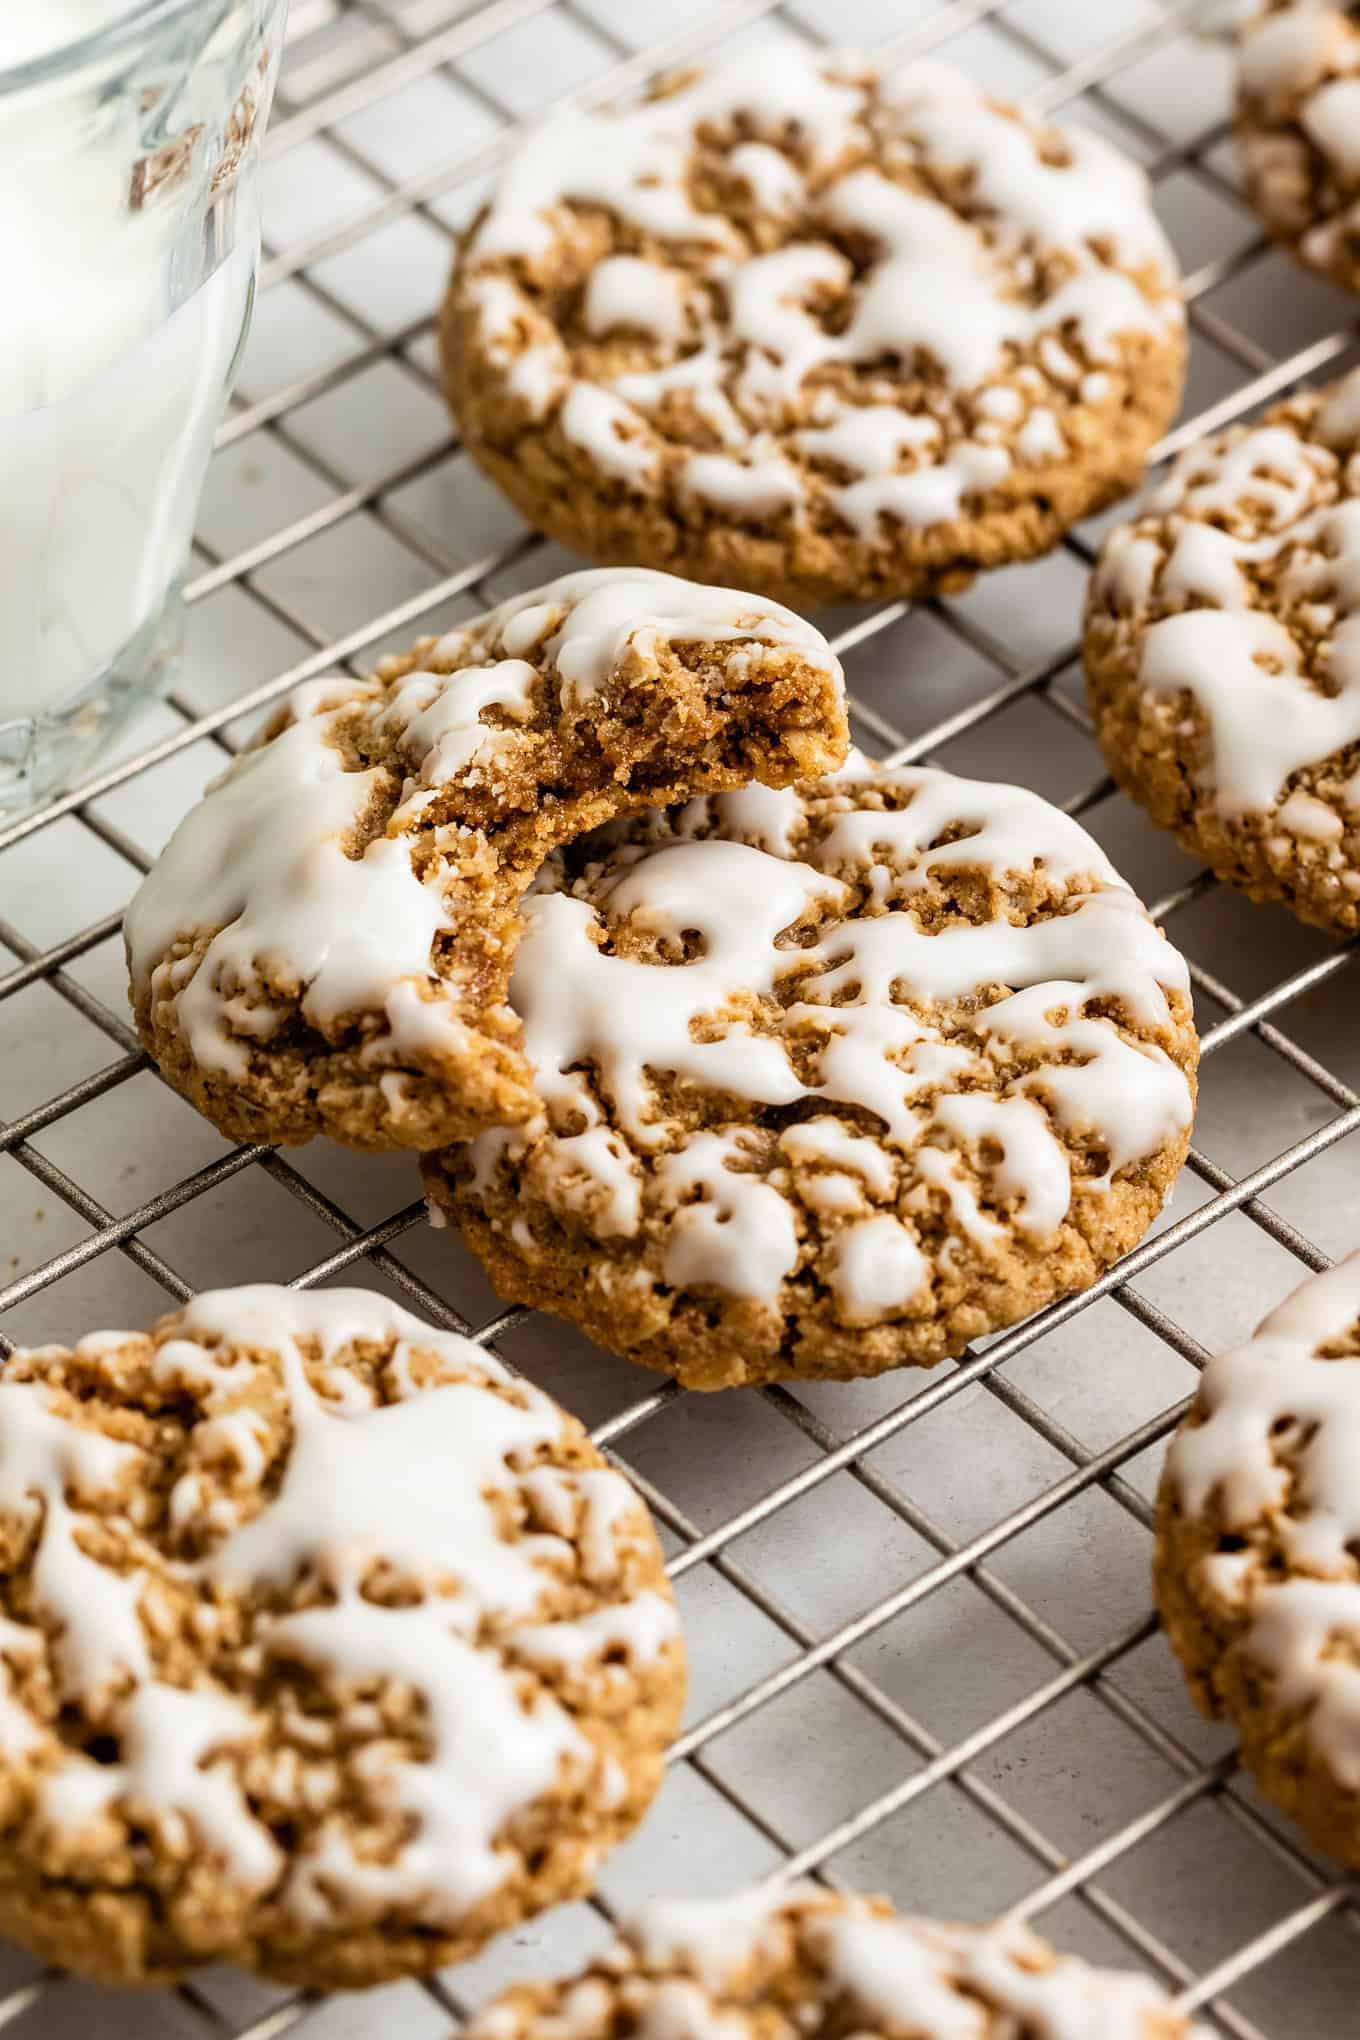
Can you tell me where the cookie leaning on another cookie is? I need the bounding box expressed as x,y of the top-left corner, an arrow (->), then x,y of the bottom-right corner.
125,568 -> 846,1151
442,48 -> 1185,608
1085,367 -> 1360,934
426,759 -> 1198,1390
0,1286 -> 683,1988
467,1881 -> 1208,2038
1156,1249 -> 1360,1872
1236,3 -> 1360,295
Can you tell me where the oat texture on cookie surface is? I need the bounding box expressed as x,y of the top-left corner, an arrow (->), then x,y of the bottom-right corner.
467,1881 -> 1210,2037
125,567 -> 845,1153
426,757 -> 1198,1390
1236,3 -> 1360,294
1086,366 -> 1360,933
442,47 -> 1185,606
0,1285 -> 683,1988
1156,1248 -> 1360,1871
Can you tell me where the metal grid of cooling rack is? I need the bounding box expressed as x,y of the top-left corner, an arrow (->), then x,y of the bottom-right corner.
2,0 -> 1360,2034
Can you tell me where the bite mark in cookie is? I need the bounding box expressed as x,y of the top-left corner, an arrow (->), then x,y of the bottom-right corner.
442,49 -> 1185,607
0,1286 -> 683,1987
125,568 -> 846,1151
1085,366 -> 1360,932
425,760 -> 1198,1390
467,1881 -> 1207,2038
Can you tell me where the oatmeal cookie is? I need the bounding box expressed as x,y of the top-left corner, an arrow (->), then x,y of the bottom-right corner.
1236,3 -> 1360,294
125,568 -> 846,1152
1155,1249 -> 1360,1871
424,759 -> 1198,1390
0,1285 -> 683,1987
468,1882 -> 1205,2038
1085,367 -> 1360,934
441,48 -> 1185,608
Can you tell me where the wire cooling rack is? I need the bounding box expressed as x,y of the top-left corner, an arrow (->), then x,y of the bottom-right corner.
3,0 -> 1360,2033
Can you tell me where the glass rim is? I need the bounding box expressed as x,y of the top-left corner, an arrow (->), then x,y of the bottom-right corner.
0,0 -> 217,95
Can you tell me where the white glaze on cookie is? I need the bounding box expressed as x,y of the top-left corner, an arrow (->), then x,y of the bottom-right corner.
1092,378 -> 1360,820
583,256 -> 689,344
125,569 -> 838,1081
1,1287 -> 679,1922
492,1884 -> 1208,2039
828,1216 -> 928,1326
464,48 -> 1181,538
467,762 -> 1193,1313
123,707 -> 457,1081
1167,1249 -> 1360,1785
1239,4 -> 1348,101
1238,4 -> 1360,273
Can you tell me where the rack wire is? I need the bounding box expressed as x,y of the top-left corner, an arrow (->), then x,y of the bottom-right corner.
2,0 -> 1359,2033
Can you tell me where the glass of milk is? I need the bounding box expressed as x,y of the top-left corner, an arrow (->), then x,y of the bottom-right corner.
0,1 -> 287,810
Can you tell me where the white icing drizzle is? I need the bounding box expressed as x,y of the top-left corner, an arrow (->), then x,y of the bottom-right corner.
931,1092 -> 1073,1241
1095,395 -> 1360,819
199,1354 -> 566,1612
1303,75 -> 1360,179
469,764 -> 1192,1313
1239,4 -> 1347,102
126,569 -> 838,1078
0,1380 -> 279,1887
810,767 -> 1124,893
529,1126 -> 642,1238
41,1685 -> 282,1890
584,256 -> 688,343
377,657 -> 539,804
271,1591 -> 589,1924
511,1588 -> 680,1673
0,1286 -> 678,1921
1277,788 -> 1343,841
728,141 -> 805,215
464,49 -> 1181,535
1017,407 -> 1065,463
561,384 -> 661,486
467,275 -> 569,423
1137,609 -> 1330,792
828,1216 -> 928,1326
705,781 -> 805,855
683,449 -> 802,519
656,1130 -> 801,1299
551,1886 -> 1206,2039
629,1883 -> 799,1988
813,1907 -> 1194,2038
779,1115 -> 897,1196
123,712 -> 455,1081
514,842 -> 842,1143
440,568 -> 838,705
474,44 -> 864,262
0,1382 -> 148,1704
1237,7 -> 1360,276
1167,1250 -> 1360,1784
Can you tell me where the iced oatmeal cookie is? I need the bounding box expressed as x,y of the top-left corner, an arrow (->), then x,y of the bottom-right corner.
125,568 -> 846,1151
1236,3 -> 1360,294
425,760 -> 1198,1390
0,1285 -> 683,1987
1085,366 -> 1360,934
1156,1248 -> 1360,1870
468,1882 -> 1206,2037
441,48 -> 1185,607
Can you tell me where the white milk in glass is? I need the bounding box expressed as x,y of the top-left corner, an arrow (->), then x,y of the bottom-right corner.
0,1 -> 272,798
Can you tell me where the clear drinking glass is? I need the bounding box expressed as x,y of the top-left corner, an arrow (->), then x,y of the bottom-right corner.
0,0 -> 287,810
